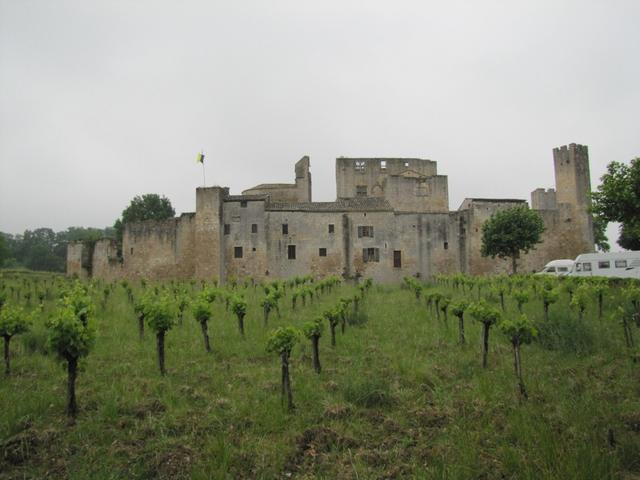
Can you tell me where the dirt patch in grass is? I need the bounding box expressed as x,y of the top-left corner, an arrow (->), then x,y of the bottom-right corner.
0,427 -> 58,466
283,427 -> 359,475
149,444 -> 196,480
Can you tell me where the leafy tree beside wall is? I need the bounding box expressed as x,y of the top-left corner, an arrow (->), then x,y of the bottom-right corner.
113,194 -> 175,245
591,157 -> 640,250
480,205 -> 545,274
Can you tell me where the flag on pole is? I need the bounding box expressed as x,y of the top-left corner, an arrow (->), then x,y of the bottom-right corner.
197,152 -> 205,164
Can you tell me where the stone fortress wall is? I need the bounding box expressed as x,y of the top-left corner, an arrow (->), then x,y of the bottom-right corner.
67,143 -> 595,283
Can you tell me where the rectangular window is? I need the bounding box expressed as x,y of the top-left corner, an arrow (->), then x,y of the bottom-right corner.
288,245 -> 296,260
319,248 -> 327,257
282,224 -> 288,235
558,267 -> 568,272
443,241 -> 449,250
357,226 -> 374,238
240,200 -> 248,208
575,263 -> 582,272
393,250 -> 401,268
328,224 -> 335,233
130,248 -> 134,255
224,224 -> 230,235
355,160 -> 366,172
251,223 -> 258,233
583,262 -> 592,271
598,261 -> 610,269
234,247 -> 243,258
615,259 -> 628,268
356,185 -> 367,197
380,160 -> 387,170
363,247 -> 380,263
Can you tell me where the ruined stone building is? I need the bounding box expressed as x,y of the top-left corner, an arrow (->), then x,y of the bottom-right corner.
67,143 -> 595,283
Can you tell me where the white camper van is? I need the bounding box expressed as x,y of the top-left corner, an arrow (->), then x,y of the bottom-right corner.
536,259 -> 574,276
571,251 -> 640,279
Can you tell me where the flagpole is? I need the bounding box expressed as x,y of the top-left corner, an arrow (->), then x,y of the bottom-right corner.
202,162 -> 206,187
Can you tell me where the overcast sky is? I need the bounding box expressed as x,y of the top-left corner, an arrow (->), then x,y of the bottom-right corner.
1,1 -> 638,248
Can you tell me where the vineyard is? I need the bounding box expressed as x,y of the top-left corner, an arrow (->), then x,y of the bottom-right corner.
0,271 -> 639,479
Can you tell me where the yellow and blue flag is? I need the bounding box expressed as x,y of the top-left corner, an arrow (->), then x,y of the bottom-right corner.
197,152 -> 205,164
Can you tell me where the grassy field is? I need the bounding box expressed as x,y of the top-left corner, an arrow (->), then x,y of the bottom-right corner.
1,272 -> 639,479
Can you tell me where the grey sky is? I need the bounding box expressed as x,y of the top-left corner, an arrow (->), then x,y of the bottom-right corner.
1,1 -> 638,249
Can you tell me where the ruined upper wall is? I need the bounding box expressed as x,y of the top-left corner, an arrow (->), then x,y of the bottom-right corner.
335,157 -> 447,213
242,156 -> 311,203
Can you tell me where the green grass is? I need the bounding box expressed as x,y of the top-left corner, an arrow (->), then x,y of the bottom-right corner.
0,273 -> 639,479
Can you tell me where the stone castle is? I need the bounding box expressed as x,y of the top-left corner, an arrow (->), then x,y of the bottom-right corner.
67,143 -> 595,283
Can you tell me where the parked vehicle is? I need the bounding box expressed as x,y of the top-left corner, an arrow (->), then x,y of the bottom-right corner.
536,259 -> 574,276
570,251 -> 640,279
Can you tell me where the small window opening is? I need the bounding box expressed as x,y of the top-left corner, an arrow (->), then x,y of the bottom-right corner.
380,160 -> 387,170
288,245 -> 296,259
355,160 -> 366,172
393,250 -> 401,268
598,261 -> 610,269
224,224 -> 230,235
251,223 -> 258,233
583,262 -> 592,271
357,226 -> 374,238
240,200 -> 248,208
319,248 -> 327,257
234,247 -> 243,258
130,248 -> 134,255
443,241 -> 449,250
615,260 -> 628,268
252,247 -> 256,252
328,224 -> 335,233
356,185 -> 367,197
404,161 -> 409,167
363,247 -> 380,263
282,224 -> 288,235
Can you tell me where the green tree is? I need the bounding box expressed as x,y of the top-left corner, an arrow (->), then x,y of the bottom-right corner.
451,300 -> 469,345
192,299 -> 212,352
591,157 -> 640,249
302,317 -> 324,374
231,295 -> 247,337
144,295 -> 176,375
266,326 -> 299,411
0,305 -> 30,375
114,194 -> 175,244
468,300 -> 501,368
592,215 -> 610,252
47,305 -> 95,417
480,205 -> 545,274
499,314 -> 537,399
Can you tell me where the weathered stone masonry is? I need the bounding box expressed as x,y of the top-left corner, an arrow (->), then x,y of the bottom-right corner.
67,143 -> 595,282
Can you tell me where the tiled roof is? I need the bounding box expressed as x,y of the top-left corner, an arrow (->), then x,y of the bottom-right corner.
267,197 -> 393,212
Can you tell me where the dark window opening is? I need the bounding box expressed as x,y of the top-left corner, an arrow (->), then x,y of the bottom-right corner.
363,247 -> 380,262
282,224 -> 288,235
328,224 -> 335,233
443,241 -> 449,250
224,224 -> 230,235
130,248 -> 134,255
234,247 -> 243,258
357,226 -> 374,238
251,223 -> 258,233
598,261 -> 610,269
583,262 -> 592,271
240,200 -> 248,208
615,260 -> 628,268
393,250 -> 401,268
356,185 -> 367,197
288,245 -> 296,259
319,248 -> 327,257
252,247 -> 256,252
